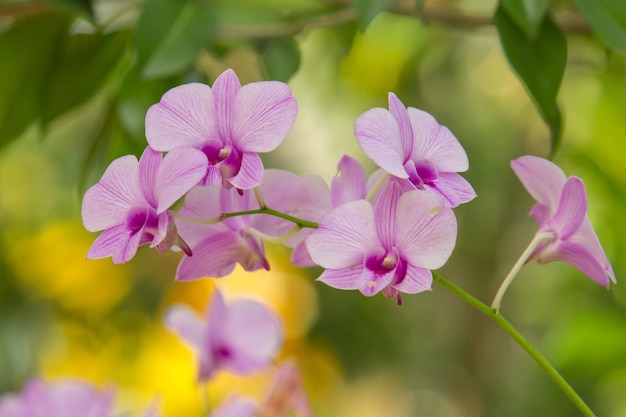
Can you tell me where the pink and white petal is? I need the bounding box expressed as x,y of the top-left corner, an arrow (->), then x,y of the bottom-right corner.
568,219 -> 616,284
213,69 -> 242,140
227,151 -> 264,190
232,81 -> 298,152
138,147 -> 163,207
511,155 -> 567,211
221,299 -> 283,374
164,303 -> 205,351
396,191 -> 457,269
290,241 -> 317,268
316,267 -> 363,290
331,155 -> 367,207
0,396 -> 28,417
356,268 -> 396,297
355,108 -> 408,178
306,200 -> 380,269
211,395 -> 258,417
393,265 -> 432,294
150,211 -> 171,249
541,239 -> 612,288
175,232 -> 247,281
86,225 -> 128,261
551,177 -> 587,238
145,83 -> 218,151
82,155 -> 142,232
407,108 -> 469,172
387,93 -> 414,160
47,380 -> 114,417
433,172 -> 477,208
374,180 -> 405,247
112,228 -> 143,264
154,148 -> 207,213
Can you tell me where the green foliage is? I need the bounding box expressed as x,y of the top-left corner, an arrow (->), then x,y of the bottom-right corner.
353,0 -> 394,31
43,0 -> 94,19
258,37 -> 301,82
572,0 -> 626,55
500,0 -> 548,38
494,4 -> 567,156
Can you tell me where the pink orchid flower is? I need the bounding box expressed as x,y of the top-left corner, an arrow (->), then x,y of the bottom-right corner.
0,378 -> 157,417
165,289 -> 283,382
306,181 -> 457,304
82,146 -> 206,264
511,155 -> 616,287
354,93 -> 475,207
145,69 -> 298,190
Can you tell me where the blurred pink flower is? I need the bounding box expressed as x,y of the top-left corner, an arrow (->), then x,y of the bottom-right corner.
306,181 -> 457,304
82,146 -> 206,263
355,93 -> 475,207
145,69 -> 298,190
511,155 -> 616,287
165,289 -> 283,382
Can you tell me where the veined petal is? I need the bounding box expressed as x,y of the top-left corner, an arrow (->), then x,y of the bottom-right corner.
395,191 -> 457,269
331,155 -> 367,207
541,239 -> 612,288
388,93 -> 414,160
82,155 -> 143,232
356,267 -> 396,297
138,147 -> 162,208
407,108 -> 469,172
154,147 -> 207,213
306,200 -> 381,269
86,225 -> 132,262
316,267 -> 363,290
374,180 -> 404,247
511,155 -> 567,212
164,304 -> 205,351
232,81 -> 298,152
392,265 -> 432,294
355,108 -> 408,178
219,299 -> 283,374
213,69 -> 241,141
145,83 -> 217,151
112,227 -> 143,264
567,218 -> 616,284
550,177 -> 587,238
227,151 -> 264,190
433,172 -> 477,208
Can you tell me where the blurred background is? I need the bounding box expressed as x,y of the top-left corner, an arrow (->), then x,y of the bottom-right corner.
0,0 -> 625,416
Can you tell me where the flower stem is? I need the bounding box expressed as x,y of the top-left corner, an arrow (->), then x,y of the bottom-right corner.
432,273 -> 596,417
221,208 -> 319,229
490,232 -> 554,311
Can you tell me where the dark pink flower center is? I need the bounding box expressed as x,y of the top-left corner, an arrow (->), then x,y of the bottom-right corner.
200,140 -> 242,186
404,160 -> 439,190
126,206 -> 158,237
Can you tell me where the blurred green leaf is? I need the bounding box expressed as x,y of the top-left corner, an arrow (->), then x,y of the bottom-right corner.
259,37 -> 301,82
44,0 -> 93,18
41,30 -> 130,127
494,5 -> 566,155
500,0 -> 548,39
136,0 -> 215,79
572,0 -> 626,55
0,12 -> 70,150
354,0 -> 393,31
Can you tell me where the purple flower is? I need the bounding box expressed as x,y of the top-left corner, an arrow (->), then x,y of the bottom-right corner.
174,186 -> 270,281
165,289 -> 283,382
306,181 -> 457,304
82,146 -> 206,263
82,147 -> 206,263
0,378 -> 157,417
145,69 -> 298,190
511,155 -> 616,287
354,93 -> 475,207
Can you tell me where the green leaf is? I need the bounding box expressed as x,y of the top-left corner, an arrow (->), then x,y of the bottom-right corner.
571,0 -> 626,55
259,37 -> 301,82
136,0 -> 215,79
41,30 -> 130,127
353,0 -> 393,31
43,0 -> 94,19
500,0 -> 548,39
494,5 -> 567,155
0,12 -> 70,150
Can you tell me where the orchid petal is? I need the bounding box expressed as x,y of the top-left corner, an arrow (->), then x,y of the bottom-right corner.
138,147 -> 162,208
112,227 -> 143,264
396,191 -> 457,269
355,108 -> 408,178
511,155 -> 567,212
227,151 -> 264,190
331,155 -> 367,207
82,155 -> 142,232
393,265 -> 432,294
434,172 -> 477,208
145,83 -> 217,151
550,177 -> 587,238
357,267 -> 396,297
407,108 -> 469,172
233,81 -> 298,152
154,148 -> 207,213
316,267 -> 362,290
542,239 -> 611,288
388,93 -> 414,160
211,396 -> 257,417
164,304 -> 205,351
567,219 -> 616,284
213,69 -> 241,141
86,225 -> 133,263
306,200 -> 380,269
374,180 -> 404,247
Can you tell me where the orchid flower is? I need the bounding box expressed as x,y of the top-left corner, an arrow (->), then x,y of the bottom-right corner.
354,93 -> 475,207
209,396 -> 258,417
0,378 -> 157,417
165,289 -> 283,382
82,146 -> 206,264
145,69 -> 298,190
511,155 -> 616,287
306,181 -> 457,304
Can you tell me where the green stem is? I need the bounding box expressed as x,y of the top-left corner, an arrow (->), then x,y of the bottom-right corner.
433,273 -> 596,417
221,208 -> 319,229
